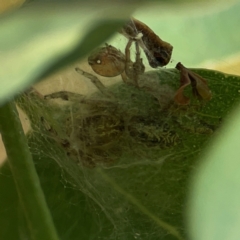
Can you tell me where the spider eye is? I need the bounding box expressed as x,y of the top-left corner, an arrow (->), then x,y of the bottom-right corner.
88,57 -> 102,66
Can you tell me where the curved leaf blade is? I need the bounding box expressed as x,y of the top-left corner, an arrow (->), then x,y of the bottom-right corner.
0,3 -> 134,104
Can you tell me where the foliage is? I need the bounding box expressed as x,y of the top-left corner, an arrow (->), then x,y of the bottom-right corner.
1,1 -> 240,240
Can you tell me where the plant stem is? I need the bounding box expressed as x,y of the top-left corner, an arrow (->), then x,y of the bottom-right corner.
0,101 -> 59,240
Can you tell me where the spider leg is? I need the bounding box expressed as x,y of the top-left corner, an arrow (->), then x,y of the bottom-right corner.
125,39 -> 133,66
24,87 -> 45,99
75,67 -> 115,99
24,86 -> 85,103
44,91 -> 85,102
125,39 -> 145,87
133,40 -> 145,77
124,39 -> 135,83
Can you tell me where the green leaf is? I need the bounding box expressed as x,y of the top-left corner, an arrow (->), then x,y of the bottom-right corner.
4,67 -> 238,240
188,88 -> 240,239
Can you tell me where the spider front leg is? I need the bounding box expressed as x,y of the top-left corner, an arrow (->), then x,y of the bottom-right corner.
133,39 -> 145,78
125,39 -> 145,87
75,67 -> 115,99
